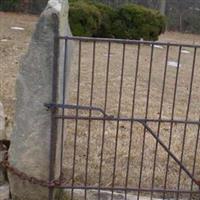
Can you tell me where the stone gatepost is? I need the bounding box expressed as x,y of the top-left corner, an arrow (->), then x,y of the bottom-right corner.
8,0 -> 72,200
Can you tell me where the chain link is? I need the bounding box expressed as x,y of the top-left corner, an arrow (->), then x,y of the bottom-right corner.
0,151 -> 66,188
0,142 -> 8,151
1,151 -> 200,189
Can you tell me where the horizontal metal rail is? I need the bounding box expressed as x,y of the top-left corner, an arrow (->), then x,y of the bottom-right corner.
58,36 -> 200,49
44,103 -> 111,117
55,115 -> 200,126
45,103 -> 200,125
53,185 -> 200,194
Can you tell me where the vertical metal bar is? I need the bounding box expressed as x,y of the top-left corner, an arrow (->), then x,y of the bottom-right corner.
111,43 -> 126,200
84,41 -> 96,200
150,44 -> 169,200
71,40 -> 82,200
98,42 -> 111,200
163,46 -> 182,199
137,44 -> 154,200
124,44 -> 141,200
59,39 -> 68,182
48,36 -> 59,200
176,47 -> 197,200
189,118 -> 200,200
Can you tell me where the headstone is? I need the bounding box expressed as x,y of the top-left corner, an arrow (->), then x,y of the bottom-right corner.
168,61 -> 182,68
8,0 -> 72,200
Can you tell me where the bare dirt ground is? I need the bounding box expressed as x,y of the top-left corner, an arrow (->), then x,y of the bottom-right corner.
1,12 -> 200,199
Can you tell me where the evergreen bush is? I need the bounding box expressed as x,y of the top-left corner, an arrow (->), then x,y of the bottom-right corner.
69,1 -> 101,37
69,1 -> 166,40
112,4 -> 166,40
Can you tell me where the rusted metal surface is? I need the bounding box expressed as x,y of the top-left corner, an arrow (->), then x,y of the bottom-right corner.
0,151 -> 66,188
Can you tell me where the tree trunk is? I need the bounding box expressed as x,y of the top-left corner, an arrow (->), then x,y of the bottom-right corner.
179,14 -> 183,32
160,0 -> 166,15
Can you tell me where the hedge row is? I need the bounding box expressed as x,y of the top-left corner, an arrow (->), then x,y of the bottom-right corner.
69,1 -> 166,41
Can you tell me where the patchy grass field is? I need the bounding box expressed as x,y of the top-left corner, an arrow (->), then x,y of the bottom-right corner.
0,12 -> 200,199
0,12 -> 38,129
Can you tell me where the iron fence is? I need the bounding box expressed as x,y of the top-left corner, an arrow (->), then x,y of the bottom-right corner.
47,36 -> 200,200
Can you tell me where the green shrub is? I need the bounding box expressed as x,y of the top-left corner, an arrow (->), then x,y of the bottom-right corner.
69,2 -> 166,40
69,1 -> 101,37
112,4 -> 166,40
92,2 -> 116,38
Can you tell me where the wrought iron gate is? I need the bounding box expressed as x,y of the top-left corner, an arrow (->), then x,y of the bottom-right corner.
47,36 -> 200,200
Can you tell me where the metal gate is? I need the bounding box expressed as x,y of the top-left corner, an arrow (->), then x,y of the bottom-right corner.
47,36 -> 200,200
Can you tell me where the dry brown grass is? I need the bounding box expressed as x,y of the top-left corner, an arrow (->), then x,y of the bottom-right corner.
0,12 -> 38,123
1,12 -> 200,199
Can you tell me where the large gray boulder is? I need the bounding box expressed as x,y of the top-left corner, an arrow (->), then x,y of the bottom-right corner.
8,0 -> 72,199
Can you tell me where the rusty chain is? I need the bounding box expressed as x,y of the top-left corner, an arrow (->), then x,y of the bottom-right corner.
0,142 -> 8,151
0,151 -> 66,188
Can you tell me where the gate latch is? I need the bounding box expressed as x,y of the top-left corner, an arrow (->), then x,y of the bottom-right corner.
44,103 -> 114,118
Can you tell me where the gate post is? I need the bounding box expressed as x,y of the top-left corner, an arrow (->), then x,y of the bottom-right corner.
8,0 -> 72,200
